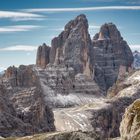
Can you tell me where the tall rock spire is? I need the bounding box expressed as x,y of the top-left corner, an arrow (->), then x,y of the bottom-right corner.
49,14 -> 93,75
92,23 -> 134,91
36,43 -> 50,68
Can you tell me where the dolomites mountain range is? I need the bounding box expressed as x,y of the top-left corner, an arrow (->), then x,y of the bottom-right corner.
1,14 -> 140,140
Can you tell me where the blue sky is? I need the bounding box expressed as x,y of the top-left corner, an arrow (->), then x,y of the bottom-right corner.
0,0 -> 140,71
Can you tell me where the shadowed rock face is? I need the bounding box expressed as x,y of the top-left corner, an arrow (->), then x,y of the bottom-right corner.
36,43 -> 51,68
92,23 -> 133,91
49,14 -> 93,75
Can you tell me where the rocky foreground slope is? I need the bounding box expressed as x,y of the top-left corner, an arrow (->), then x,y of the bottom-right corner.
0,14 -> 138,140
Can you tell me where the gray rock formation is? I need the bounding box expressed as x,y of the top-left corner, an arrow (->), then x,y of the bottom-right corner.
36,64 -> 102,108
0,14 -> 135,139
4,65 -> 37,87
92,23 -> 133,91
36,43 -> 50,68
0,65 -> 55,137
49,14 -> 93,76
36,16 -> 134,93
1,131 -> 101,140
53,70 -> 140,139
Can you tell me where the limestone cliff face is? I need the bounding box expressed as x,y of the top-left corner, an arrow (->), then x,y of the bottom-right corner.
4,65 -> 37,87
0,65 -> 55,137
49,14 -> 93,75
120,99 -> 140,140
92,23 -> 133,91
36,43 -> 50,68
36,16 -> 133,92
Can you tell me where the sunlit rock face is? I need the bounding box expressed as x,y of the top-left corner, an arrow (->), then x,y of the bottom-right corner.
49,14 -> 93,76
36,43 -> 51,68
92,23 -> 133,91
120,99 -> 140,140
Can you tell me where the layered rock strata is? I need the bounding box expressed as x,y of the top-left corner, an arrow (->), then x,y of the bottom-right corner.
36,43 -> 50,68
92,23 -> 133,91
0,65 -> 55,137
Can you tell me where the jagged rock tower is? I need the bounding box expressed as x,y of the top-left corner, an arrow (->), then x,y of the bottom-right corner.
36,14 -> 134,92
92,23 -> 133,90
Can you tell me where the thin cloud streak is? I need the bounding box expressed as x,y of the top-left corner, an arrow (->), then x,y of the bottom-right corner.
24,6 -> 140,13
89,25 -> 100,29
0,45 -> 38,51
11,17 -> 46,21
0,25 -> 41,33
0,10 -> 43,18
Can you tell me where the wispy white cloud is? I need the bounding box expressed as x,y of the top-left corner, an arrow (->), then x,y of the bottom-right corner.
11,17 -> 46,21
0,10 -> 44,21
24,6 -> 140,13
0,45 -> 38,51
0,25 -> 41,33
89,25 -> 100,30
129,45 -> 140,51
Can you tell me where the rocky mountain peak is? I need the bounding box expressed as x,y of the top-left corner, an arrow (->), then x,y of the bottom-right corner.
36,15 -> 134,92
64,14 -> 88,31
92,22 -> 133,91
95,23 -> 122,42
49,14 -> 92,75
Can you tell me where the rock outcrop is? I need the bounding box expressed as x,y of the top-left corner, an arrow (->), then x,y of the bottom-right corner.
53,68 -> 140,139
4,65 -> 37,87
36,43 -> 51,68
120,99 -> 140,140
92,23 -> 133,91
49,14 -> 93,76
0,65 -> 55,137
1,131 -> 101,140
36,64 -> 102,108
